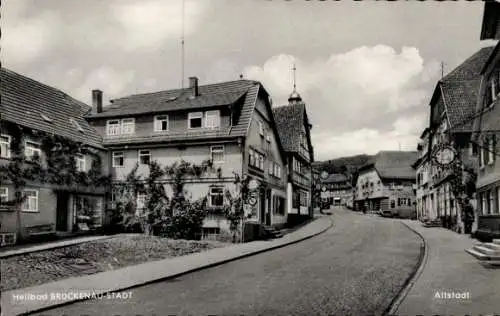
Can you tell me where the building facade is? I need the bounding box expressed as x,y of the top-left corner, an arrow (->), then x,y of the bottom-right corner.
86,77 -> 289,240
354,151 -> 417,218
472,10 -> 500,239
0,68 -> 108,246
273,90 -> 314,220
416,46 -> 494,233
319,173 -> 352,207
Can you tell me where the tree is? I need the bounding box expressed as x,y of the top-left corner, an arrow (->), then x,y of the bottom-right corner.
223,172 -> 251,243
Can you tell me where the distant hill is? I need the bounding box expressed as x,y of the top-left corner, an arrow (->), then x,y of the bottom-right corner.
312,154 -> 374,184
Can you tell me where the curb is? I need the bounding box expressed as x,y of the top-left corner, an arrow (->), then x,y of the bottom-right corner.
0,236 -> 114,259
12,216 -> 333,316
384,220 -> 429,316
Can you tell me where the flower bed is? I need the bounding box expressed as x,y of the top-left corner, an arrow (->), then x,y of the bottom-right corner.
1,234 -> 229,291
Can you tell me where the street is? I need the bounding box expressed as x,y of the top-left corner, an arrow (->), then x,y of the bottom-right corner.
31,209 -> 422,316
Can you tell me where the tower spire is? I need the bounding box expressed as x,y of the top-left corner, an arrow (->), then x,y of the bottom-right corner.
293,63 -> 297,92
181,0 -> 185,89
288,62 -> 302,104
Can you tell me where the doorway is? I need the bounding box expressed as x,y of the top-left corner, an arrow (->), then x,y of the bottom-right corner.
56,193 -> 69,231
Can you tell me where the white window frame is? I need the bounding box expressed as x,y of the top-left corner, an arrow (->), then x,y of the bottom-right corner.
106,119 -> 121,136
269,161 -> 274,175
121,118 -> 135,135
488,137 -> 495,165
188,112 -> 203,129
154,115 -> 169,132
258,121 -> 264,136
480,140 -> 485,169
208,187 -> 224,207
277,165 -> 281,178
210,145 -> 224,163
204,110 -> 221,129
24,140 -> 41,160
249,149 -> 255,166
0,134 -> 11,159
0,187 -> 8,202
489,190 -> 495,215
112,151 -> 124,168
22,190 -> 39,213
492,80 -> 497,102
138,150 -> 151,165
75,154 -> 86,172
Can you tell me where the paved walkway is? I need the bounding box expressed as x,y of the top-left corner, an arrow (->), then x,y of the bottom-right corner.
393,220 -> 500,316
0,235 -> 111,258
1,215 -> 332,316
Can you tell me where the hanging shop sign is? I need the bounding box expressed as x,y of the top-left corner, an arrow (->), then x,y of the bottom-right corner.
320,171 -> 329,180
248,179 -> 260,191
431,144 -> 457,167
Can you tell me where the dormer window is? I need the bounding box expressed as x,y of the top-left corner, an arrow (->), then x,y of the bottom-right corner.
154,115 -> 169,131
107,120 -> 121,136
205,110 -> 220,129
40,113 -> 53,123
188,112 -> 203,129
107,118 -> 135,136
70,118 -> 85,133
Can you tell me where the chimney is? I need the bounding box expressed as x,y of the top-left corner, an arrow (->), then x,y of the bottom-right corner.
189,77 -> 199,97
92,89 -> 103,113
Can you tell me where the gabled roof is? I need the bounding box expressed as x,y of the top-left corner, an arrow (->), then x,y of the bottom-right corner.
272,102 -> 313,158
87,79 -> 262,141
441,46 -> 495,82
429,46 -> 495,133
360,151 -> 417,180
0,68 -> 103,148
441,79 -> 482,132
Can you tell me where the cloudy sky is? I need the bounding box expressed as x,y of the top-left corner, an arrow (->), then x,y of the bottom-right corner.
2,0 -> 496,160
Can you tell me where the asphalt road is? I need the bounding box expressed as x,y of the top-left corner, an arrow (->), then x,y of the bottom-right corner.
31,209 -> 422,316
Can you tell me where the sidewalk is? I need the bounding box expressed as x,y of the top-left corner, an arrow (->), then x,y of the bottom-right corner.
1,215 -> 332,316
0,235 -> 111,258
392,220 -> 500,316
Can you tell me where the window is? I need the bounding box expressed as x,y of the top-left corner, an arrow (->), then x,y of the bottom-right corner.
481,192 -> 487,215
40,113 -> 53,123
489,190 -> 495,215
492,80 -> 497,102
139,150 -> 151,165
24,141 -> 41,160
75,155 -> 86,172
274,164 -> 281,178
0,187 -> 8,203
188,112 -> 203,129
258,121 -> 264,136
488,135 -> 496,164
70,118 -> 85,133
112,151 -> 124,167
136,193 -> 146,216
259,155 -> 264,170
106,120 -> 121,136
497,187 -> 500,214
209,187 -> 224,207
391,200 -> 396,208
269,161 -> 274,175
121,118 -> 135,135
273,196 -> 285,215
479,141 -> 485,168
205,110 -> 220,128
202,227 -> 220,240
0,135 -> 11,158
154,115 -> 169,131
249,149 -> 255,166
210,145 -> 224,163
22,190 -> 38,212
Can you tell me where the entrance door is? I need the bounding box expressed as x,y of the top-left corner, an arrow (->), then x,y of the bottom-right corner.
56,193 -> 69,231
260,191 -> 266,224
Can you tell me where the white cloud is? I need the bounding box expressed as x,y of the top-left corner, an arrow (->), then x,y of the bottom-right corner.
1,11 -> 59,66
112,0 -> 205,51
75,66 -> 136,104
243,46 -> 439,160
